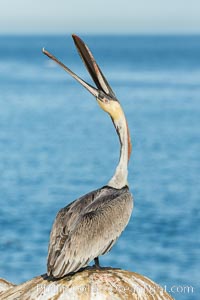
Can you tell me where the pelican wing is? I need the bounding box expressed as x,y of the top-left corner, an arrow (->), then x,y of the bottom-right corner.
48,187 -> 133,278
47,187 -> 105,272
72,34 -> 116,98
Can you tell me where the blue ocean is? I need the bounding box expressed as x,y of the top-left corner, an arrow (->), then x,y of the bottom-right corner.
0,35 -> 199,299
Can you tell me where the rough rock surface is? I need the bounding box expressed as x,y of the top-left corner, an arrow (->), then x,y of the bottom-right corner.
0,268 -> 174,300
0,278 -> 16,295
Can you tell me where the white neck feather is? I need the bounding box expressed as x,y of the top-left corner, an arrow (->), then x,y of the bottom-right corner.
108,115 -> 129,189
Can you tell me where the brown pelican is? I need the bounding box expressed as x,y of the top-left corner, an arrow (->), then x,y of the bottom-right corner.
43,35 -> 133,278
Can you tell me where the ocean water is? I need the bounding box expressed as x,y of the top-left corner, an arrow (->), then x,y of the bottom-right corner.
0,35 -> 199,299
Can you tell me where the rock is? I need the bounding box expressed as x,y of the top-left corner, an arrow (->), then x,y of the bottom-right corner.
0,268 -> 174,300
0,278 -> 15,295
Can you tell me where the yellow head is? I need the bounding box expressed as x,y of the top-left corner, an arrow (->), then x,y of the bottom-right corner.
97,98 -> 124,121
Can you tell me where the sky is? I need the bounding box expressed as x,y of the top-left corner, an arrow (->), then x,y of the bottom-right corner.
0,0 -> 200,35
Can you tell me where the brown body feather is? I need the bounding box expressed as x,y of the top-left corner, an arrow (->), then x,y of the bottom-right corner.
47,186 -> 133,278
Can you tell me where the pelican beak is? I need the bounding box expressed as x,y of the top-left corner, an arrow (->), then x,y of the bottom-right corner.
42,34 -> 117,102
42,47 -> 99,98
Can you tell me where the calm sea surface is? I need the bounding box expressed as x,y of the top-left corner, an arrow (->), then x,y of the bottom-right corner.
0,35 -> 199,299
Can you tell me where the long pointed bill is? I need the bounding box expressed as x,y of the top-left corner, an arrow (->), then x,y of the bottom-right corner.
42,48 -> 98,98
72,34 -> 116,98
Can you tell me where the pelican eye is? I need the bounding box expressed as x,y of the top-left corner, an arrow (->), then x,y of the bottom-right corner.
98,91 -> 109,103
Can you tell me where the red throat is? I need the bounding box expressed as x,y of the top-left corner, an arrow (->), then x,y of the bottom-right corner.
126,121 -> 132,161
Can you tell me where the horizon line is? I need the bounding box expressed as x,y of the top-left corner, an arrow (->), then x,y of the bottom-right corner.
0,31 -> 200,36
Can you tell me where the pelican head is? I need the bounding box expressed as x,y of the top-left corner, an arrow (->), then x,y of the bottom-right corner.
43,34 -> 132,188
